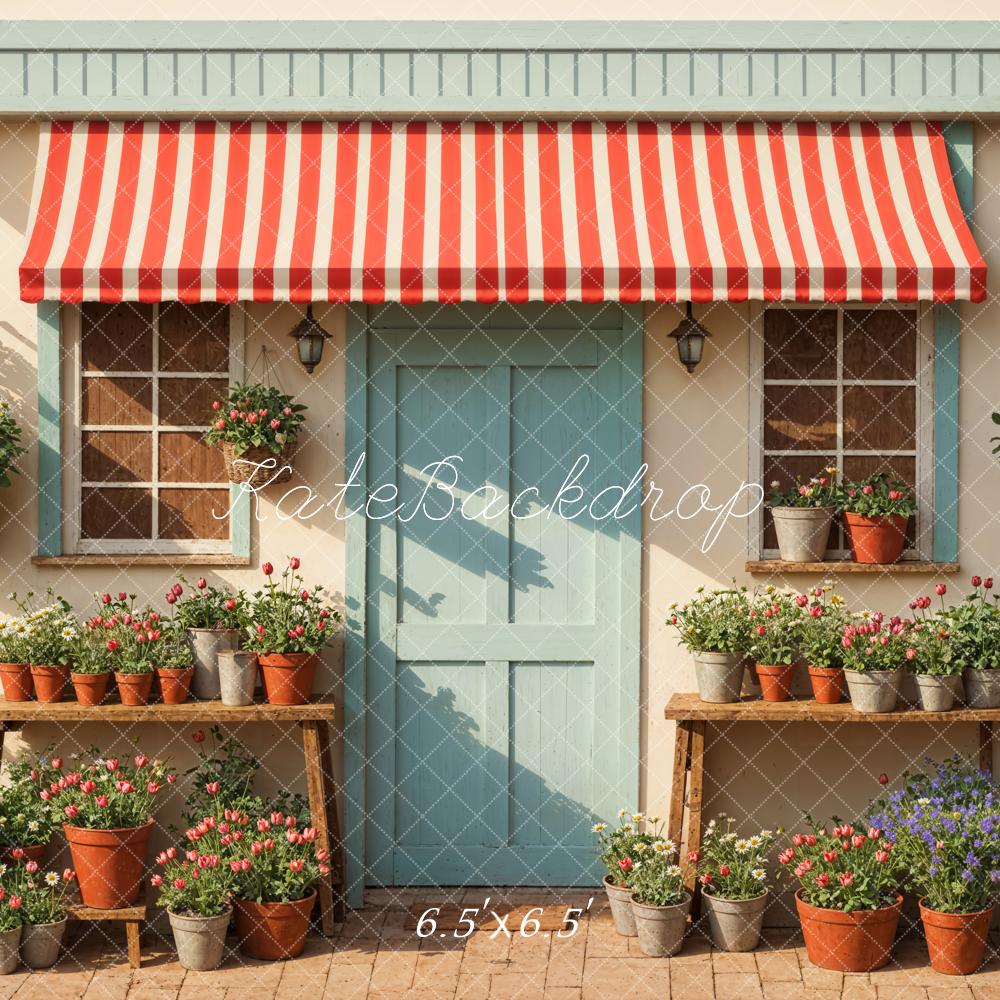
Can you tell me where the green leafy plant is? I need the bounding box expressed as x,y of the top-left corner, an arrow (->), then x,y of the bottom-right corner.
747,592 -> 799,666
0,400 -> 26,488
667,587 -> 753,655
696,816 -> 773,900
837,472 -> 916,518
203,382 -> 307,457
244,558 -> 341,656
17,861 -> 76,925
8,593 -> 76,667
767,466 -> 839,509
628,840 -> 687,907
907,589 -> 959,676
0,753 -> 60,849
941,576 -> 1000,672
794,586 -> 849,669
167,577 -> 245,631
991,411 -> 1000,455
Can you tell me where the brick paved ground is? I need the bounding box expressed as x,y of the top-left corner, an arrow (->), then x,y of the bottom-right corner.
8,889 -> 1000,1000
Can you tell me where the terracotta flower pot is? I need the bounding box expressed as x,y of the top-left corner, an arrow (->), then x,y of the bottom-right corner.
257,652 -> 319,706
0,663 -> 32,701
756,663 -> 796,702
30,664 -> 69,703
920,899 -> 994,975
115,671 -> 154,706
64,819 -> 153,909
807,665 -> 846,704
234,890 -> 316,960
796,891 -> 902,972
843,512 -> 908,564
157,666 -> 194,705
71,672 -> 111,706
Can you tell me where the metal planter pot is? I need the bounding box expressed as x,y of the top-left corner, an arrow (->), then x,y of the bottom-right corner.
169,906 -> 232,971
845,668 -> 901,714
963,668 -> 1000,709
631,892 -> 692,957
218,650 -> 259,707
915,674 -> 961,713
693,652 -> 746,704
702,891 -> 768,952
603,875 -> 637,936
20,918 -> 67,969
0,927 -> 20,974
771,506 -> 834,562
186,629 -> 241,701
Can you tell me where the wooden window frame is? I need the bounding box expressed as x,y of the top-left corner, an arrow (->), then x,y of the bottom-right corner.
748,301 -> 935,563
61,303 -> 246,557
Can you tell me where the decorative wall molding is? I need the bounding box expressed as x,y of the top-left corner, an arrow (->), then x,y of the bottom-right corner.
1,20 -> 1000,117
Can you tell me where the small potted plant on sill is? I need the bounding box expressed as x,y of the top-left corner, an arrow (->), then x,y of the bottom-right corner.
668,587 -> 752,704
838,473 -> 915,565
204,382 -> 307,489
0,754 -> 59,865
112,613 -> 162,706
696,816 -> 773,952
12,594 -> 76,704
69,593 -> 131,705
795,586 -> 849,704
593,810 -> 662,937
780,819 -> 901,972
169,578 -> 245,701
840,613 -> 909,713
907,589 -> 960,711
627,835 -> 691,957
245,558 -> 340,706
944,576 -> 1000,708
0,616 -> 31,702
227,808 -> 329,960
748,590 -> 798,702
152,817 -> 236,971
48,751 -> 175,909
17,861 -> 76,969
766,468 -> 839,563
869,757 -> 1000,976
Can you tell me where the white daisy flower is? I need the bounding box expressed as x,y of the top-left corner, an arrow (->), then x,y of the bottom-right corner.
592,823 -> 606,833
752,868 -> 767,881
735,839 -> 750,854
666,865 -> 682,878
631,813 -> 644,823
44,872 -> 59,887
617,808 -> 627,819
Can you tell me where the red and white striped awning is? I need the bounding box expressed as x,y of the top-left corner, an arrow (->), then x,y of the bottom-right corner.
20,120 -> 986,304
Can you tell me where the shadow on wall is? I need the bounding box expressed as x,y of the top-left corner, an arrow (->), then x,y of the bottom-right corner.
0,124 -> 37,236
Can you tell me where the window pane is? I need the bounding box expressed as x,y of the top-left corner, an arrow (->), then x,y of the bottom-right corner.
763,385 -> 837,451
842,385 -> 916,451
81,377 -> 153,426
81,304 -> 153,371
158,431 -> 221,483
159,303 -> 229,372
843,309 -> 917,380
763,309 -> 837,380
159,378 -> 229,427
81,488 -> 153,539
81,431 -> 152,483
158,489 -> 230,540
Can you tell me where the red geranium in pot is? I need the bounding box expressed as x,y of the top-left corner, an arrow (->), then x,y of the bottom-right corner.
796,587 -> 848,704
227,809 -> 329,960
68,594 -> 132,705
105,603 -> 169,706
245,559 -> 341,706
780,820 -> 901,972
838,473 -> 915,565
45,752 -> 175,909
747,592 -> 798,702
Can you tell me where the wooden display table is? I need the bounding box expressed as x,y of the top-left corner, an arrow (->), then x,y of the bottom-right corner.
65,890 -> 146,968
0,698 -> 346,955
663,693 -> 996,895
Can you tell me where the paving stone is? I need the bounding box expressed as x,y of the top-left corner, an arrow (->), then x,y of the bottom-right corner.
715,971 -> 765,999
756,950 -> 803,982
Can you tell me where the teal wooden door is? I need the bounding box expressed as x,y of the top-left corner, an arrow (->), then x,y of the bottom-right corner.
362,303 -> 641,887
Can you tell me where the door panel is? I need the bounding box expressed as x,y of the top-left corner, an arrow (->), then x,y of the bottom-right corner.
364,304 -> 641,886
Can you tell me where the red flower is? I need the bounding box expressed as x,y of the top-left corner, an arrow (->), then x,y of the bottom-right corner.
686,851 -> 700,863
878,773 -> 889,785
875,850 -> 891,863
815,873 -> 830,888
205,782 -> 221,796
262,562 -> 274,576
618,857 -> 633,873
822,850 -> 838,863
290,557 -> 301,570
719,865 -> 730,876
224,599 -> 236,611
95,795 -> 109,808
973,576 -> 983,588
936,584 -> 947,596
699,874 -> 712,885
778,848 -> 795,865
9,849 -> 22,861
197,578 -> 207,589
134,755 -> 148,768
289,859 -> 304,873
51,757 -> 63,770
192,730 -> 206,743
101,594 -> 112,605
8,897 -> 21,910
118,592 -> 127,602
838,871 -> 854,887
151,874 -> 163,887
64,805 -> 78,819
986,578 -> 994,590
63,869 -> 75,882
173,878 -> 186,890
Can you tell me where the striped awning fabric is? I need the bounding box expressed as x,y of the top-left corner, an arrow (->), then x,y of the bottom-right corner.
20,120 -> 987,304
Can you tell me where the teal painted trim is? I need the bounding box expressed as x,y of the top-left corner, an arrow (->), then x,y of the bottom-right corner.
342,304 -> 368,910
3,21 -> 1000,116
229,484 -> 251,560
35,302 -> 61,558
932,121 -> 973,565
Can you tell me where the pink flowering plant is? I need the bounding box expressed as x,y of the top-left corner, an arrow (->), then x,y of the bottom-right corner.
42,751 -> 175,829
837,472 -> 915,518
15,861 -> 77,925
767,466 -> 839,509
167,577 -> 245,631
0,753 -> 61,848
245,558 -> 341,656
779,819 -> 899,911
941,576 -> 1000,673
696,815 -> 773,900
152,815 -> 237,917
224,810 -> 329,904
203,382 -> 306,456
907,588 -> 959,676
839,613 -> 913,673
0,880 -> 24,931
747,591 -> 799,665
794,586 -> 849,670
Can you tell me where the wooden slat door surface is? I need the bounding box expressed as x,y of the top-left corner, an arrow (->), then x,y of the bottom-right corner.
364,304 -> 641,886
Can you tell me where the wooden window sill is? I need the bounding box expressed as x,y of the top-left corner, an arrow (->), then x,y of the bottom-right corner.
32,554 -> 250,568
746,560 -> 958,575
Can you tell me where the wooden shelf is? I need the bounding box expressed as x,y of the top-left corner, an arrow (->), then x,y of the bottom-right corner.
665,691 -> 994,724
745,560 -> 959,575
0,698 -> 335,723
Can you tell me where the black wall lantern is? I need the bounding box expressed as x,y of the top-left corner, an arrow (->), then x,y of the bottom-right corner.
289,304 -> 329,373
668,302 -> 711,374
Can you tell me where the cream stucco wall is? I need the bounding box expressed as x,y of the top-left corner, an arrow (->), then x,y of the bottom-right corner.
0,118 -> 999,906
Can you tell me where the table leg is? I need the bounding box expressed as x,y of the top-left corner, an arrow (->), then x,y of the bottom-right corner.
980,722 -> 994,776
668,721 -> 692,850
685,721 -> 707,908
125,920 -> 142,968
318,720 -> 347,923
302,719 -> 345,931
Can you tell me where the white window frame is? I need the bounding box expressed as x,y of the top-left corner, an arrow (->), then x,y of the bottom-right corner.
62,303 -> 246,556
748,302 -> 935,562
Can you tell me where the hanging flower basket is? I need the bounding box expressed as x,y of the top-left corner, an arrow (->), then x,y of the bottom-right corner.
219,439 -> 298,489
